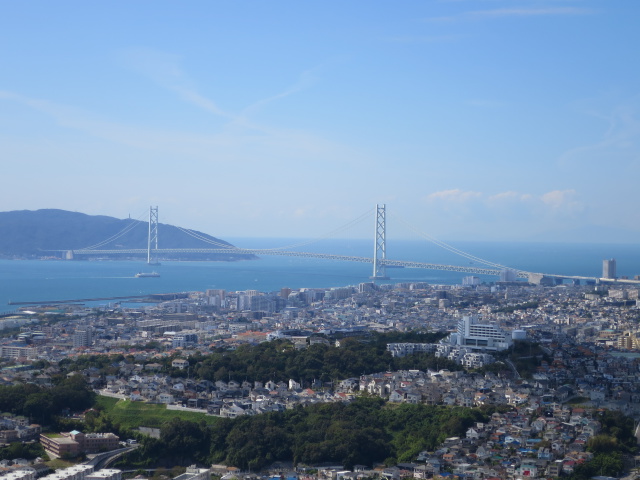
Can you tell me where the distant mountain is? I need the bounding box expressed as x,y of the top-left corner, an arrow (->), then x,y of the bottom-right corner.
523,225 -> 640,244
443,224 -> 639,244
0,209 -> 255,261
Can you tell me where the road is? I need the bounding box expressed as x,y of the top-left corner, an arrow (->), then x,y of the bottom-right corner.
84,446 -> 137,469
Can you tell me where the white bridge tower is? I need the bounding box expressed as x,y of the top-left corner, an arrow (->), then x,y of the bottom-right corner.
147,206 -> 159,265
371,204 -> 389,280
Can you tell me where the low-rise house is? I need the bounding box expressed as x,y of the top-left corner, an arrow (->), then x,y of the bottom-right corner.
171,359 -> 189,370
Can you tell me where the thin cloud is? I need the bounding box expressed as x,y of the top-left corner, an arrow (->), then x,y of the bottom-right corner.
427,189 -> 482,202
241,67 -> 318,117
241,57 -> 348,119
119,47 -> 235,120
426,188 -> 584,215
0,89 -> 358,166
118,47 -> 331,141
560,98 -> 640,167
541,189 -> 584,214
487,191 -> 524,202
0,89 -> 223,151
172,87 -> 231,118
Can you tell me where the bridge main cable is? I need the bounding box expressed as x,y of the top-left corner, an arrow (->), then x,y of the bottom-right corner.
70,247 -> 515,277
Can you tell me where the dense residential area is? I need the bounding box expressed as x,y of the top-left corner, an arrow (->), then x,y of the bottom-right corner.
1,280 -> 640,479
4,0 -> 640,479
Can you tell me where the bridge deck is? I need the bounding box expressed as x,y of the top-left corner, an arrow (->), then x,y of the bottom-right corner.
68,248 -> 637,283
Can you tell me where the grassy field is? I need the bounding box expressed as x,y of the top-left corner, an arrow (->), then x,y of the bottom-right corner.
96,395 -> 219,430
46,459 -> 76,469
95,396 -> 119,410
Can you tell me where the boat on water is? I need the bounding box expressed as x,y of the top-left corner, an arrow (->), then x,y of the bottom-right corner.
135,272 -> 160,278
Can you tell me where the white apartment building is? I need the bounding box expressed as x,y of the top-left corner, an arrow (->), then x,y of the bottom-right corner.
174,466 -> 211,480
0,345 -> 37,359
41,465 -> 94,480
0,470 -> 37,480
455,315 -> 512,351
86,471 -> 122,480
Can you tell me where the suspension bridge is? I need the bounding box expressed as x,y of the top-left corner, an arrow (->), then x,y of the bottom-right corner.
65,206 -> 635,286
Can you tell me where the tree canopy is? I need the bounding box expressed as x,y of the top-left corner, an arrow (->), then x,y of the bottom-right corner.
0,375 -> 95,424
118,398 -> 487,470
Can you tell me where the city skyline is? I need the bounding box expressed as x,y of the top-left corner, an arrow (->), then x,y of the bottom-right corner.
1,1 -> 639,242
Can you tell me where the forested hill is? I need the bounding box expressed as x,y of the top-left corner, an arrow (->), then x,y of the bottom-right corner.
0,209 -> 253,260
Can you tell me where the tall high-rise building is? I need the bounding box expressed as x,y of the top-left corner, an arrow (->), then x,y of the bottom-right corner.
603,258 -> 617,279
237,294 -> 251,311
73,328 -> 92,348
251,295 -> 276,313
499,269 -> 518,282
206,289 -> 225,300
280,287 -> 292,298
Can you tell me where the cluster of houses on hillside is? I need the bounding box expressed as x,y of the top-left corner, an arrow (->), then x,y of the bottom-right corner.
99,373 -> 355,417
342,406 -> 611,479
0,414 -> 41,444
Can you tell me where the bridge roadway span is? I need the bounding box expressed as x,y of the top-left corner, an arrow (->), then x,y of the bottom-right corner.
71,247 -> 633,284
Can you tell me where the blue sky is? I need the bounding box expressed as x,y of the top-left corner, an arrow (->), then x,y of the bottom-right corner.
1,1 -> 638,243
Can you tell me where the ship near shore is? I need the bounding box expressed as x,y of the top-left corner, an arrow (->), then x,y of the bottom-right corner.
135,272 -> 160,278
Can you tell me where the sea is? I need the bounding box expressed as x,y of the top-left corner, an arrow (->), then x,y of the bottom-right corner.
1,238 -> 639,314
